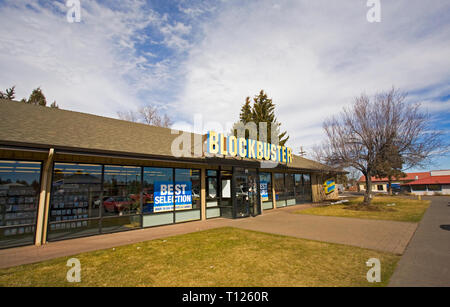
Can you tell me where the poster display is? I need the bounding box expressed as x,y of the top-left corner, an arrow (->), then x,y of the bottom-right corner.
153,181 -> 192,212
260,181 -> 269,201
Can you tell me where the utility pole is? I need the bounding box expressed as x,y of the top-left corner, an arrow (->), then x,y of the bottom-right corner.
298,146 -> 306,157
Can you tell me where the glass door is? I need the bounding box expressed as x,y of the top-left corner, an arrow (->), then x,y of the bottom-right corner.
233,168 -> 260,218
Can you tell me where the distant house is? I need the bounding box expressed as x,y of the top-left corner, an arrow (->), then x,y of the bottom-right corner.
401,170 -> 450,195
358,170 -> 450,195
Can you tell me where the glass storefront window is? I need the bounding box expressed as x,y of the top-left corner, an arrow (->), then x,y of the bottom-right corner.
102,165 -> 141,233
274,173 -> 286,206
48,163 -> 102,241
219,169 -> 233,218
259,172 -> 273,210
103,166 -> 141,216
303,174 -> 311,185
143,167 -> 173,214
0,160 -> 41,248
285,173 -> 296,205
175,169 -> 201,211
206,170 -> 218,201
427,185 -> 441,191
294,174 -> 304,203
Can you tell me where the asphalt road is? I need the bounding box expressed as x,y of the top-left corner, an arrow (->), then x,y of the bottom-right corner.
389,196 -> 450,287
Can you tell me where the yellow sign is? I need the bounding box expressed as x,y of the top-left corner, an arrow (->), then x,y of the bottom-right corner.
206,131 -> 293,164
323,179 -> 336,194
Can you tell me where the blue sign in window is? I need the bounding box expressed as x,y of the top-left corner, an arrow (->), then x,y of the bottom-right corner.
153,181 -> 192,212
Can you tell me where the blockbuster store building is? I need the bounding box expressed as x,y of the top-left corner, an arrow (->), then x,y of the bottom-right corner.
0,99 -> 340,249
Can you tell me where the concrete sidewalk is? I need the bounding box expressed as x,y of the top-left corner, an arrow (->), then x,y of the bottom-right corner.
389,196 -> 450,287
0,203 -> 418,269
232,209 -> 417,255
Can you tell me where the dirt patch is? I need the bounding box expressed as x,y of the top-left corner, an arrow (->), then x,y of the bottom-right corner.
343,204 -> 397,212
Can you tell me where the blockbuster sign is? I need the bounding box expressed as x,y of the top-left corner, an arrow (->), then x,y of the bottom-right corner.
206,131 -> 293,164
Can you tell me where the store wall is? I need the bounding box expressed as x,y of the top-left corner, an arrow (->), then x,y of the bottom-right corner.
311,174 -> 338,202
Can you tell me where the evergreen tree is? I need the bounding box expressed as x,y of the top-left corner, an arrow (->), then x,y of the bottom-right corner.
0,86 -> 16,100
232,90 -> 289,146
374,143 -> 405,195
239,97 -> 253,123
27,87 -> 47,106
50,101 -> 59,109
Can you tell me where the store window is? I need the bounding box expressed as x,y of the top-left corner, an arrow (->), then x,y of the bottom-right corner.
0,160 -> 41,248
48,163 -> 102,241
285,173 -> 296,206
206,170 -> 220,219
206,170 -> 218,202
142,167 -> 173,227
412,185 -> 427,191
219,168 -> 233,218
303,174 -> 312,202
274,173 -> 286,207
294,174 -> 304,203
427,185 -> 441,191
102,165 -> 141,233
377,185 -> 384,191
175,169 -> 201,222
259,172 -> 273,210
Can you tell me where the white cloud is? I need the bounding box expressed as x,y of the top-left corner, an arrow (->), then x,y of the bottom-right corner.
0,0 -> 449,163
173,0 -> 450,158
0,0 -> 185,117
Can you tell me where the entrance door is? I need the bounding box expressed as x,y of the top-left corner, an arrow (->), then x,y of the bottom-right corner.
233,168 -> 261,218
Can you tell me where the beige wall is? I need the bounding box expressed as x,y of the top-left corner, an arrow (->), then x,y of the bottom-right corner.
311,173 -> 339,202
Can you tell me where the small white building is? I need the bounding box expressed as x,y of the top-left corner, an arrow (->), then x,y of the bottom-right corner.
358,172 -> 430,193
358,170 -> 450,195
402,170 -> 450,195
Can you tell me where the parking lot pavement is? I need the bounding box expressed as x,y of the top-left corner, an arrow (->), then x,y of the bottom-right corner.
389,196 -> 450,287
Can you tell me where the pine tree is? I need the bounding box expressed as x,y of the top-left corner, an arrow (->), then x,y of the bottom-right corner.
239,97 -> 253,123
50,101 -> 59,109
232,90 -> 289,146
0,86 -> 16,100
27,87 -> 47,106
374,143 -> 405,195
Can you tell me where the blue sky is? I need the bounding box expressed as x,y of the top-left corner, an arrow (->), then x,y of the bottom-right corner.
0,0 -> 449,172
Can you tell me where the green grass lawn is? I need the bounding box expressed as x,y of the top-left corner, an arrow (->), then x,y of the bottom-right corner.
0,227 -> 399,287
295,196 -> 430,222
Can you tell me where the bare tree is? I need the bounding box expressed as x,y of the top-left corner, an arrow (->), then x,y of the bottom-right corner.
118,105 -> 173,128
139,106 -> 159,125
117,110 -> 139,123
317,87 -> 445,205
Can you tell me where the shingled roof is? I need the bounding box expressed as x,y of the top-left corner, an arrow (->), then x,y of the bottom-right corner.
0,99 -> 339,172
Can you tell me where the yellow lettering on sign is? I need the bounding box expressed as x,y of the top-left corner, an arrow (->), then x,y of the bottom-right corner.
219,134 -> 227,155
247,139 -> 256,159
238,138 -> 247,158
208,131 -> 219,154
286,147 -> 292,163
277,145 -> 282,163
256,141 -> 263,160
270,144 -> 277,162
228,135 -> 237,157
263,142 -> 271,160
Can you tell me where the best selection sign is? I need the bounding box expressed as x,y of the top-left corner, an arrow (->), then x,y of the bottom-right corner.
154,181 -> 193,212
206,131 -> 293,164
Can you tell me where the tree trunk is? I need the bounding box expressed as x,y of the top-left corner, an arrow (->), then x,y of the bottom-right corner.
387,175 -> 392,196
363,174 -> 372,205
